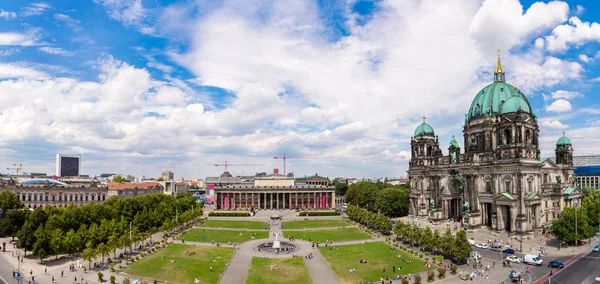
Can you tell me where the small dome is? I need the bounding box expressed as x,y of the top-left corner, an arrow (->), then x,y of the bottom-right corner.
556,133 -> 572,146
449,135 -> 460,149
414,118 -> 435,137
500,95 -> 532,115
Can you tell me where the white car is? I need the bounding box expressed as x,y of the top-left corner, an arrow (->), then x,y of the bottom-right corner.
475,243 -> 488,249
472,251 -> 481,260
506,256 -> 522,263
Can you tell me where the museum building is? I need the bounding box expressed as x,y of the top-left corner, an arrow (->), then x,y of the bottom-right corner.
407,52 -> 581,234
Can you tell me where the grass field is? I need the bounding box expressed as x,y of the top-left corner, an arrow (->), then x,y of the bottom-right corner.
181,229 -> 268,244
200,220 -> 268,230
121,244 -> 234,284
283,228 -> 371,242
282,220 -> 350,229
320,242 -> 431,284
246,257 -> 313,284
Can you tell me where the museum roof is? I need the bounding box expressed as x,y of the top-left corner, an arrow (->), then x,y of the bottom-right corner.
574,166 -> 600,175
501,192 -> 516,200
563,186 -> 577,195
213,184 -> 334,190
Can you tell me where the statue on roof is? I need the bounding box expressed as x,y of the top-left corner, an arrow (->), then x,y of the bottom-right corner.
463,201 -> 470,213
430,199 -> 435,210
451,152 -> 457,164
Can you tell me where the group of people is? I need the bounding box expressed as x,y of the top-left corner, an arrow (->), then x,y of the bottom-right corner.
269,264 -> 279,271
304,253 -> 313,259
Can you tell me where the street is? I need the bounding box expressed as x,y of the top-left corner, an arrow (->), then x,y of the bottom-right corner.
540,250 -> 600,284
472,246 -> 573,283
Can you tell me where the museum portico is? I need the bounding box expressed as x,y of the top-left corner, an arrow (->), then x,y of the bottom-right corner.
214,185 -> 336,210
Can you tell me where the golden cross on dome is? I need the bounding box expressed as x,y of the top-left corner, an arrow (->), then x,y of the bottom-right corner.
452,134 -> 455,139
422,116 -> 426,122
497,48 -> 501,58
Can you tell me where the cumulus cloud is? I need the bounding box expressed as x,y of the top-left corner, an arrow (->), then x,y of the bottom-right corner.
0,31 -> 38,46
545,17 -> 600,52
93,0 -> 154,34
551,90 -> 582,100
546,99 -> 572,113
542,120 -> 568,129
0,63 -> 48,79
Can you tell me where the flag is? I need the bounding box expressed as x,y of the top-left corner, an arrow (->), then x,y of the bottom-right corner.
274,168 -> 279,174
53,175 -> 58,180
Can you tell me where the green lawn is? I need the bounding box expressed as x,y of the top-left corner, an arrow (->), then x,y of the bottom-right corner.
121,244 -> 234,284
181,229 -> 268,244
283,228 -> 371,242
246,257 -> 313,284
282,220 -> 350,229
200,220 -> 268,230
320,242 -> 432,284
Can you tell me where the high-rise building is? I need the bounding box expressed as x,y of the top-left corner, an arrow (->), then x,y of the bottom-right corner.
161,170 -> 174,180
573,155 -> 600,167
56,154 -> 81,177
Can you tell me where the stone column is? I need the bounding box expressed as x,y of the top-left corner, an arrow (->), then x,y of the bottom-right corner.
289,193 -> 292,209
276,193 -> 279,209
332,192 -> 336,208
252,193 -> 255,209
497,205 -> 504,230
314,192 -> 317,209
283,192 -> 286,209
510,206 -> 517,232
295,193 -> 298,208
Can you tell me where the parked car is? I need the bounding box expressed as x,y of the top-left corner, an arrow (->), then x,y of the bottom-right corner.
548,261 -> 564,268
506,256 -> 522,263
472,251 -> 482,260
593,244 -> 600,252
489,244 -> 502,251
502,248 -> 515,254
475,243 -> 488,249
468,239 -> 475,246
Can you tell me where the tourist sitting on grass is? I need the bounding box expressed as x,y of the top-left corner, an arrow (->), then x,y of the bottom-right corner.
349,269 -> 356,273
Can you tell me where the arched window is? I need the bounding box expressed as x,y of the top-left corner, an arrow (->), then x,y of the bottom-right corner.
504,129 -> 511,144
525,129 -> 532,144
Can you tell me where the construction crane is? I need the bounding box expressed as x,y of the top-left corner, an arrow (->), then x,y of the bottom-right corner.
213,161 -> 266,172
273,154 -> 318,176
7,163 -> 23,175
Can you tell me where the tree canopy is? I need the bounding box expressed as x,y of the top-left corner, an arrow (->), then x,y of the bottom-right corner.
552,207 -> 594,243
111,176 -> 130,183
582,190 -> 600,228
0,190 -> 23,212
345,181 -> 409,218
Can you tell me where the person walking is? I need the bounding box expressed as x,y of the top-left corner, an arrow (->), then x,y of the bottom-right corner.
52,276 -> 54,283
61,270 -> 64,277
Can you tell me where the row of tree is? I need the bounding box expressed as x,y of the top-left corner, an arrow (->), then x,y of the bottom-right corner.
346,205 -> 392,234
552,189 -> 600,243
393,220 -> 472,262
344,181 -> 410,217
0,190 -> 202,261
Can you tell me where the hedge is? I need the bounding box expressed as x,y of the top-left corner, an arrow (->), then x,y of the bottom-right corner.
298,211 -> 340,216
208,211 -> 250,217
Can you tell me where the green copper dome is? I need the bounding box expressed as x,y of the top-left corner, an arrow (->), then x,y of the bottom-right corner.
467,82 -> 532,121
556,134 -> 572,146
500,95 -> 531,115
414,118 -> 435,137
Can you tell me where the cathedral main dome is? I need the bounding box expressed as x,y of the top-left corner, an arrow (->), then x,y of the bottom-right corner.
466,52 -> 533,122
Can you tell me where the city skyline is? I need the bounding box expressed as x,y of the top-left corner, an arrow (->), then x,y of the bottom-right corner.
1,0 -> 600,178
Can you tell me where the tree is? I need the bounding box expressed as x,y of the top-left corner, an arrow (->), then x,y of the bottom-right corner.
32,225 -> 52,262
581,186 -> 597,198
0,209 -> 29,239
332,180 -> 349,196
0,190 -> 23,212
552,207 -> 594,244
157,177 -> 165,181
82,244 -> 96,269
453,230 -> 472,261
49,228 -> 64,259
64,229 -> 82,255
376,214 -> 392,233
96,243 -> 109,264
421,226 -> 433,251
582,190 -> 600,228
112,176 -> 130,183
431,229 -> 441,254
17,220 -> 38,256
440,228 -> 455,257
374,187 -> 410,217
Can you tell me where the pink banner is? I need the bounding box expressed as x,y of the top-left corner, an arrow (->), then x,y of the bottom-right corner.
321,194 -> 326,208
224,194 -> 228,209
209,184 -> 215,190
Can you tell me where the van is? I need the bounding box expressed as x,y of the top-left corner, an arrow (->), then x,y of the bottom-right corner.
523,254 -> 543,266
468,239 -> 475,246
489,244 -> 502,251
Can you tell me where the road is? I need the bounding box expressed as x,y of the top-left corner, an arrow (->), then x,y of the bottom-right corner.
540,250 -> 600,284
471,246 -> 573,283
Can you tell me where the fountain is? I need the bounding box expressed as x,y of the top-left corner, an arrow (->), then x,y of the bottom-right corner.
257,233 -> 296,253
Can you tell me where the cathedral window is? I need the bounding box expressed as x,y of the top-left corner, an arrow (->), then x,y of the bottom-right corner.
504,129 -> 511,144
486,182 -> 492,193
545,201 -> 548,208
505,181 -> 511,192
528,181 -> 532,192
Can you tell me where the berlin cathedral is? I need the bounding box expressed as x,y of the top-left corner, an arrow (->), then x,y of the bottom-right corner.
407,52 -> 581,234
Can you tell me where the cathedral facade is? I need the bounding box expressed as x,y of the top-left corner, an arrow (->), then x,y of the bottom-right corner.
407,53 -> 581,234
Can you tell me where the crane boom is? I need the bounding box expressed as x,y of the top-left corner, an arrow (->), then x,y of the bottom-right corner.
213,161 -> 266,172
273,154 -> 318,176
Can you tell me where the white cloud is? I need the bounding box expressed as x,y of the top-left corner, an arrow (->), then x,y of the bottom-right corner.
0,32 -> 38,46
0,10 -> 17,20
0,63 -> 48,79
546,99 -> 572,113
579,54 -> 590,62
575,5 -> 584,15
542,120 -> 568,129
545,17 -> 600,52
20,3 -> 50,17
54,13 -> 82,32
0,48 -> 20,56
38,47 -> 73,56
551,90 -> 582,100
93,0 -> 154,34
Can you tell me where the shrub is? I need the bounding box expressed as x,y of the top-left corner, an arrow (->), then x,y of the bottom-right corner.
437,256 -> 444,264
118,260 -> 122,264
97,272 -> 104,282
419,254 -> 423,258
208,211 -> 250,217
110,275 -> 116,284
425,257 -> 429,263
414,274 -> 422,284
141,253 -> 146,257
298,211 -> 340,216
123,278 -> 131,284
135,256 -> 139,261
425,252 -> 430,256
428,270 -> 435,282
450,264 -> 457,275
401,278 -> 409,284
437,268 -> 446,279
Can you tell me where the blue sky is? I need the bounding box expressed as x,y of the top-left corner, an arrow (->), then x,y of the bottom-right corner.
1,0 -> 600,179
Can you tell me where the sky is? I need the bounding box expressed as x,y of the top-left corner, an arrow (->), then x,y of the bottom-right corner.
1,0 -> 600,180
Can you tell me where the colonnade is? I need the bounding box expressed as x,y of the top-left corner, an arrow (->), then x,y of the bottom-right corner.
215,191 -> 335,210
